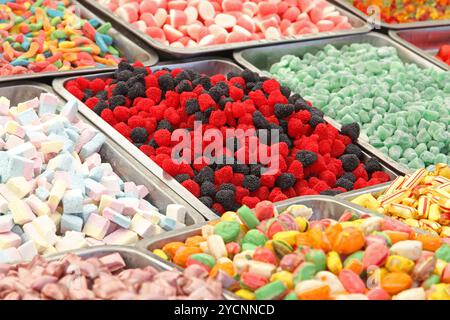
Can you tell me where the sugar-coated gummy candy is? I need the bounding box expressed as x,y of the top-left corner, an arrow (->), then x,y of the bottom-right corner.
270,44 -> 450,170
0,0 -> 124,77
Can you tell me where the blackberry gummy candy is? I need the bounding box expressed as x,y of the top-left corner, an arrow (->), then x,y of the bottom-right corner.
68,63 -> 391,213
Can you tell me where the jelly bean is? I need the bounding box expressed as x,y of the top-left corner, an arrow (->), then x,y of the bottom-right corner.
326,251 -> 343,274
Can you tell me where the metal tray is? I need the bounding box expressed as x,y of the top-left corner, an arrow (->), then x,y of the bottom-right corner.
0,0 -> 158,84
389,27 -> 450,70
79,0 -> 371,58
234,32 -> 448,175
332,0 -> 450,30
54,59 -> 242,221
0,82 -> 205,234
139,194 -> 420,252
337,182 -> 391,202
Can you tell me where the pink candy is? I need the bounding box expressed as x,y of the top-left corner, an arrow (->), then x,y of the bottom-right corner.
98,0 -> 353,48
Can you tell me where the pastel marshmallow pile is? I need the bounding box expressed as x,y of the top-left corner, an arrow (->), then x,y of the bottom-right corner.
0,94 -> 187,263
97,0 -> 353,48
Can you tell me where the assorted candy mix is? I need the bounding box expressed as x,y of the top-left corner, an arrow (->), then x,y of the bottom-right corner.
0,252 -> 224,299
65,62 -> 393,215
0,0 -> 124,77
151,201 -> 450,300
352,0 -> 450,24
352,164 -> 450,237
269,43 -> 450,170
0,93 -> 188,264
95,0 -> 353,48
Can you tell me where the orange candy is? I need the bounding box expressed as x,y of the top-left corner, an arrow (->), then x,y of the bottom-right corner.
381,272 -> 413,295
384,230 -> 410,244
325,223 -> 342,246
162,242 -> 185,258
308,227 -> 332,252
210,261 -> 235,278
345,259 -> 364,275
297,284 -> 330,300
332,227 -> 365,255
415,234 -> 442,252
172,246 -> 203,267
296,232 -> 313,248
185,235 -> 205,247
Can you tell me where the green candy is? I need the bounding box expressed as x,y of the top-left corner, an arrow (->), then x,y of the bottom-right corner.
283,292 -> 299,300
214,221 -> 240,243
293,262 -> 316,285
97,22 -> 112,34
255,280 -> 287,300
423,275 -> 441,290
344,251 -> 364,267
243,229 -> 268,247
242,243 -> 258,251
435,244 -> 450,262
189,253 -> 216,269
237,205 -> 260,229
305,249 -> 326,271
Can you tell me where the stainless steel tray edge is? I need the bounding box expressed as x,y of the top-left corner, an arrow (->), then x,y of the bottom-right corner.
0,0 -> 158,84
53,59 -> 244,221
0,82 -> 205,229
234,32 -> 447,175
79,0 -> 371,58
337,182 -> 391,201
388,29 -> 450,71
331,0 -> 450,30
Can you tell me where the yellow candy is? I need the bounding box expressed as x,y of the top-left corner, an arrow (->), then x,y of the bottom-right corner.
326,251 -> 342,275
273,231 -> 300,246
295,217 -> 309,232
434,259 -> 447,276
221,211 -> 239,222
153,249 -> 169,260
366,267 -> 387,288
435,163 -> 450,179
351,194 -> 380,211
59,41 -> 76,49
235,289 -> 255,300
404,218 -> 420,228
386,255 -> 414,273
427,284 -> 450,300
428,204 -> 441,222
441,226 -> 450,238
270,271 -> 293,289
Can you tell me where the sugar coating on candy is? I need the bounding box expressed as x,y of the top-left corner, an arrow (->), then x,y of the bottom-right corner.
0,0 -> 125,77
68,63 -> 392,213
270,43 -> 450,170
95,0 -> 353,48
155,201 -> 450,300
0,93 -> 187,263
352,0 -> 450,24
352,165 -> 450,237
0,252 -> 224,299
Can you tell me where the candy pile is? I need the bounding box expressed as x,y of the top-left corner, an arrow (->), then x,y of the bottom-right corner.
0,93 -> 187,264
352,164 -> 450,237
96,0 -> 353,48
352,0 -> 450,24
270,43 -> 450,170
152,201 -> 450,300
437,44 -> 450,66
66,62 -> 391,214
0,252 -> 223,299
0,0 -> 123,77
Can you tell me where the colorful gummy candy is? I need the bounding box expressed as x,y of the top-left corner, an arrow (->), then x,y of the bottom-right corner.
352,164 -> 450,237
269,43 -> 450,170
0,0 -> 123,77
437,44 -> 450,66
96,0 -> 353,48
0,252 -> 224,299
152,201 -> 450,300
0,93 -> 188,264
352,0 -> 450,24
65,62 -> 392,215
